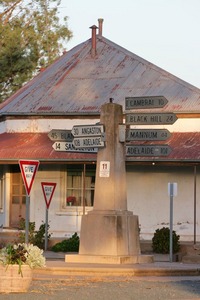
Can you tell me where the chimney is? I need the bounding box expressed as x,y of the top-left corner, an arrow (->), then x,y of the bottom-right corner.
90,25 -> 98,57
98,18 -> 104,36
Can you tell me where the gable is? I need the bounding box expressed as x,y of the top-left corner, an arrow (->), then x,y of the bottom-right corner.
0,36 -> 200,116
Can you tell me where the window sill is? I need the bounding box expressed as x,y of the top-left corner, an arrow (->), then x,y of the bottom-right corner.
56,207 -> 93,216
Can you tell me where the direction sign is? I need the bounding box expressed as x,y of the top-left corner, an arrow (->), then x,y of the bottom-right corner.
41,182 -> 56,209
48,129 -> 73,141
126,129 -> 171,141
73,136 -> 105,149
52,141 -> 98,153
19,160 -> 40,195
126,113 -> 177,125
125,96 -> 168,110
126,145 -> 172,157
72,124 -> 104,137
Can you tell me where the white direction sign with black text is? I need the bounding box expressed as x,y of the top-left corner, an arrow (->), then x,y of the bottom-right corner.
73,136 -> 105,149
48,129 -> 73,141
126,113 -> 177,125
125,96 -> 168,110
126,129 -> 171,141
52,141 -> 98,153
72,124 -> 104,137
126,145 -> 172,157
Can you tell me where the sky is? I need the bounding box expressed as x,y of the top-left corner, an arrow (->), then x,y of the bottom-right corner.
57,0 -> 200,88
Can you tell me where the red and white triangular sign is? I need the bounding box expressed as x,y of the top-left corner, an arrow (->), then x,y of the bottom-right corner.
41,182 -> 56,209
19,160 -> 40,196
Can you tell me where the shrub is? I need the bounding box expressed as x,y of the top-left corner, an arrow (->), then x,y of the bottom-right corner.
152,227 -> 180,254
18,218 -> 51,249
51,233 -> 80,252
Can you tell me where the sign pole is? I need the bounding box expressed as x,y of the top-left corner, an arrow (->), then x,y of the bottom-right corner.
169,185 -> 173,263
168,182 -> 177,263
25,194 -> 30,244
41,182 -> 56,251
45,208 -> 49,251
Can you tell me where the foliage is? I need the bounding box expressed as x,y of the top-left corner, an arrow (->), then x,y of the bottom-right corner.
0,243 -> 46,276
51,233 -> 80,252
152,227 -> 180,254
0,0 -> 73,102
19,218 -> 51,249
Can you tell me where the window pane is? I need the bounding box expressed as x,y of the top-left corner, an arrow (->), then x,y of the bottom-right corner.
12,196 -> 19,204
12,173 -> 20,184
12,185 -> 20,194
66,165 -> 96,207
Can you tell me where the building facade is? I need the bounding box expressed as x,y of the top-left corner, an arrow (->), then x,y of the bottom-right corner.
0,20 -> 200,242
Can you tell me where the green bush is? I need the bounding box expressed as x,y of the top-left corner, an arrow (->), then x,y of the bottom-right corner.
152,227 -> 180,254
51,233 -> 80,252
18,218 -> 51,249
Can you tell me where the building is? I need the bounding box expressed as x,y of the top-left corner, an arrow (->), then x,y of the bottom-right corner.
0,19 -> 200,242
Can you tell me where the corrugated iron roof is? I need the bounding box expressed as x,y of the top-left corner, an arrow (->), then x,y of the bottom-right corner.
0,132 -> 199,163
0,36 -> 200,115
0,132 -> 96,162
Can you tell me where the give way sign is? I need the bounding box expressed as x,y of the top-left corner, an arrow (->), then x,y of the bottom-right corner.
19,160 -> 40,196
41,182 -> 56,209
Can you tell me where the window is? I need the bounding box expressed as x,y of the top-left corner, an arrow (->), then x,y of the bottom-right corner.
66,165 -> 95,207
10,166 -> 26,227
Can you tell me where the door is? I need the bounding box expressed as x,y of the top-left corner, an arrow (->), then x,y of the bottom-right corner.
10,167 -> 26,227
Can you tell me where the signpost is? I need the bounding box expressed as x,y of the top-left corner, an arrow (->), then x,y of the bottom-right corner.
19,160 -> 40,243
48,129 -> 73,141
72,124 -> 104,137
124,96 -> 177,158
72,124 -> 105,149
73,136 -> 105,149
52,141 -> 98,153
41,182 -> 56,251
126,145 -> 172,157
126,113 -> 177,125
49,124 -> 105,152
125,96 -> 168,110
126,129 -> 171,141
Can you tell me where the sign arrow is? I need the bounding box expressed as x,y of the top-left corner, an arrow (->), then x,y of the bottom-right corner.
126,145 -> 172,157
126,113 -> 177,125
126,129 -> 171,141
52,141 -> 98,153
73,136 -> 105,149
48,129 -> 73,141
71,124 -> 104,137
125,96 -> 168,110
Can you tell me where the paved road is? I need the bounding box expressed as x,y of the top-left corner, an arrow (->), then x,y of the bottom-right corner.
1,275 -> 200,300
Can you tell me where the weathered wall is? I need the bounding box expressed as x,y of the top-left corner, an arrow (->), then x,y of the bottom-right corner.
126,165 -> 200,241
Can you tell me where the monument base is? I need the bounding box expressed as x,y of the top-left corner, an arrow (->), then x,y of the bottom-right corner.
65,254 -> 154,264
65,211 -> 154,265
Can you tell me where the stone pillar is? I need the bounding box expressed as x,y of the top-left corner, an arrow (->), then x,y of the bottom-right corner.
66,102 -> 153,264
93,102 -> 127,211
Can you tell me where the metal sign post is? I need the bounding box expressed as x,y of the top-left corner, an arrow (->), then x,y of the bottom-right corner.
168,182 -> 177,262
19,160 -> 40,244
41,182 -> 56,251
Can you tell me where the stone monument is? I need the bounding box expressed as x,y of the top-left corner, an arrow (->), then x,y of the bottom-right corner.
66,102 -> 153,264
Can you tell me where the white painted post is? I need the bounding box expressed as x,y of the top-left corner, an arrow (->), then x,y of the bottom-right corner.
168,182 -> 177,262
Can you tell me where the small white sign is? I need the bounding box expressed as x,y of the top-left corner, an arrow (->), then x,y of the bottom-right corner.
168,182 -> 178,197
99,161 -> 110,177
